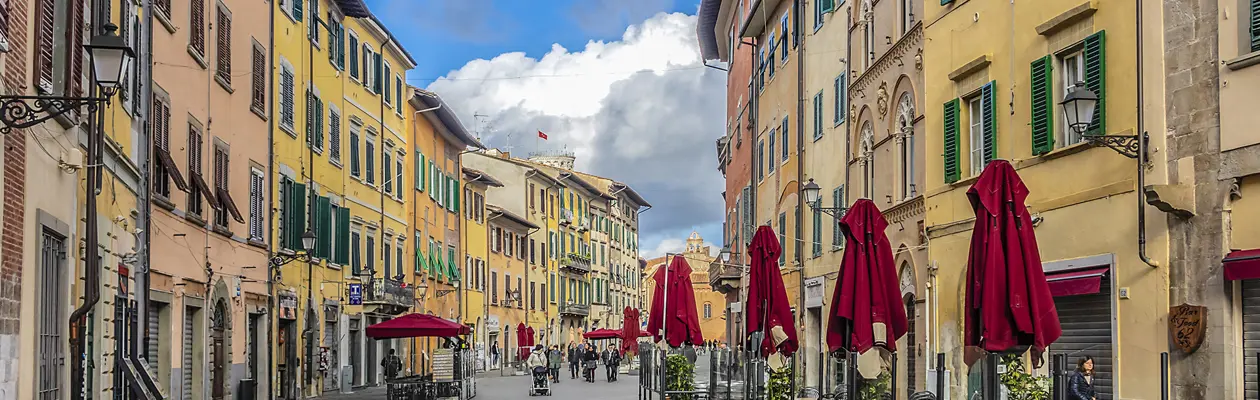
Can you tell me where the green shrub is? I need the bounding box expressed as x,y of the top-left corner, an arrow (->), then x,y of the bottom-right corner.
998,353 -> 1051,400
666,354 -> 695,400
766,365 -> 793,400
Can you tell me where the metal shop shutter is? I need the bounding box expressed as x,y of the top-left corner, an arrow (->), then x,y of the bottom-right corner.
148,302 -> 161,378
1049,278 -> 1113,400
1242,279 -> 1260,399
183,307 -> 194,399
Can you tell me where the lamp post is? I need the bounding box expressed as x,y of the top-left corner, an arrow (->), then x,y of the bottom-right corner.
269,229 -> 316,390
11,23 -> 136,400
802,179 -> 848,220
1060,82 -> 1146,159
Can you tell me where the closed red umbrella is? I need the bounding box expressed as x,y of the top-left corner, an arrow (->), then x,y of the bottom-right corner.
620,307 -> 640,355
964,160 -> 1061,358
826,199 -> 908,354
745,226 -> 799,357
667,256 -> 704,347
526,326 -> 536,347
516,322 -> 529,360
365,313 -> 471,338
646,266 -> 667,342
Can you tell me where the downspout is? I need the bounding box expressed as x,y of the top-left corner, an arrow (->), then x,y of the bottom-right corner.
266,0 -> 277,396
793,0 -> 806,392
844,7 -> 852,206
743,36 -> 758,358
1135,0 -> 1157,268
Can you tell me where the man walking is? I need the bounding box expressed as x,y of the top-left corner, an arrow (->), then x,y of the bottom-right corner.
602,345 -> 620,382
568,342 -> 581,379
381,348 -> 402,381
548,345 -> 563,383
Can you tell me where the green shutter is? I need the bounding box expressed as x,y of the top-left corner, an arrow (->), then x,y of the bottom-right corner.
1251,0 -> 1260,52
1083,30 -> 1106,136
335,207 -> 350,264
832,186 -> 843,247
315,197 -> 331,258
428,162 -> 436,199
823,0 -> 834,13
453,177 -> 461,213
415,151 -> 422,188
281,180 -> 294,250
981,81 -> 997,164
448,248 -> 459,281
351,233 -> 361,275
943,99 -> 961,184
291,182 -> 307,250
812,206 -> 821,257
1030,56 -> 1055,155
293,0 -> 302,21
941,0 -> 953,5
373,53 -> 383,94
314,98 -> 324,150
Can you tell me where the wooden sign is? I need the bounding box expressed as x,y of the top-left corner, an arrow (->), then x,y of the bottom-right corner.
1169,303 -> 1207,354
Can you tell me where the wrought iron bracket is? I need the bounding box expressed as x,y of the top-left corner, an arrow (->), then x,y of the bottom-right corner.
269,252 -> 311,268
435,288 -> 458,298
1083,132 -> 1145,159
814,206 -> 849,220
0,95 -> 107,134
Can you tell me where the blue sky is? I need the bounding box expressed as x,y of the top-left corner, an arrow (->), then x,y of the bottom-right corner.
366,0 -> 703,84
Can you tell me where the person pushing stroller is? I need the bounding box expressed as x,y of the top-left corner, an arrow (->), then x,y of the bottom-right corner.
526,345 -> 551,396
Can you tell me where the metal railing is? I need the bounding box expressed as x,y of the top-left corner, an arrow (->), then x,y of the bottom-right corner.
559,302 -> 590,316
560,254 -> 592,273
366,279 -> 415,308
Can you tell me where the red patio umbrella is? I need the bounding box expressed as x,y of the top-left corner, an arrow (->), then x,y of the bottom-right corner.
584,328 -> 622,340
526,326 -> 536,347
365,313 -> 471,339
964,160 -> 1061,360
825,199 -> 908,354
745,225 -> 799,357
516,322 -> 530,360
649,256 -> 703,347
646,266 -> 667,342
620,307 -> 641,355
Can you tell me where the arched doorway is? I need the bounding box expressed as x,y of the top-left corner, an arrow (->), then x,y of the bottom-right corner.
211,299 -> 229,400
898,261 -> 917,397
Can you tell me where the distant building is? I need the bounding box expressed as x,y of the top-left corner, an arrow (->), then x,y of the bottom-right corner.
642,232 -> 728,344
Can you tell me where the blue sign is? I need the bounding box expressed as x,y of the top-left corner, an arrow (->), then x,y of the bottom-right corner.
348,284 -> 363,305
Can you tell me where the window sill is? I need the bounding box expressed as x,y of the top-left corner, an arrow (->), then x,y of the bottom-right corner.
212,225 -> 232,238
251,105 -> 267,121
188,46 -> 208,69
156,11 -> 177,34
215,75 -> 234,93
330,159 -> 343,169
1013,140 -> 1094,170
153,195 -> 176,211
185,212 -> 207,228
247,238 -> 267,249
280,123 -> 296,137
1226,50 -> 1260,71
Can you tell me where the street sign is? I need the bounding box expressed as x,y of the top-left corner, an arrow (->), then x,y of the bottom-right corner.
348,284 -> 363,305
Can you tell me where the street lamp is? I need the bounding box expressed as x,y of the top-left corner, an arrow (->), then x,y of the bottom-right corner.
1060,82 -> 1145,159
85,23 -> 136,98
270,230 -> 317,268
802,178 -> 848,219
0,23 -> 132,133
300,230 -> 317,253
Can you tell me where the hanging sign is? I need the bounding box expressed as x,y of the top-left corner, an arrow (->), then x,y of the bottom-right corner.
348,284 -> 363,305
1169,303 -> 1207,354
279,291 -> 298,320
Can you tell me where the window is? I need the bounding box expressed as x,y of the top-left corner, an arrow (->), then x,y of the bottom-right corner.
781,117 -> 790,161
529,183 -> 536,210
517,277 -> 524,307
968,97 -> 984,175
349,120 -> 361,176
366,231 -> 376,274
365,132 -> 376,185
361,45 -> 374,89
211,142 -> 243,228
187,121 -> 216,217
860,123 -> 874,198
813,91 -> 824,140
156,0 -> 171,20
249,168 -> 265,241
704,303 -> 712,319
215,4 -> 231,87
306,91 -> 324,152
964,82 -> 996,177
308,0 -> 319,45
757,48 -> 766,90
1060,50 -> 1085,146
34,0 -> 87,96
550,274 -> 556,302
780,12 -> 790,58
862,3 -> 875,68
328,107 -> 341,163
812,201 -> 822,257
151,94 -> 187,198
348,31 -> 360,80
757,139 -> 765,181
1251,1 -> 1260,53
251,42 -> 265,114
814,0 -> 834,30
835,74 -> 846,125
190,0 -> 206,59
530,283 -> 536,310
897,93 -> 916,199
832,185 -> 845,249
768,31 -> 777,79
383,62 -> 393,104
900,0 -> 914,35
767,127 -> 776,173
395,152 -> 404,197
279,178 -> 307,251
279,62 -> 295,132
383,148 -> 393,195
396,240 -> 404,278
383,234 -> 393,277
529,238 -> 537,265
395,76 -> 404,113
778,213 -> 787,265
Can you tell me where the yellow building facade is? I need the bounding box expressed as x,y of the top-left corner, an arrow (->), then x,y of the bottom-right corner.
486,204 -> 537,364
923,1 -> 1171,399
460,167 -> 498,369
641,233 -> 727,343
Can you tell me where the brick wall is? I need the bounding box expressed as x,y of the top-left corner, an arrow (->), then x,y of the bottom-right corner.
0,0 -> 28,397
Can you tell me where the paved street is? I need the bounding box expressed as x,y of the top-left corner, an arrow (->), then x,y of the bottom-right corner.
311,368 -> 643,400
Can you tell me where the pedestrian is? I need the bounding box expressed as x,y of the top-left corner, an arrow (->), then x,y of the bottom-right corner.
1068,355 -> 1097,400
548,345 -> 563,383
583,343 -> 600,383
568,342 -> 581,379
602,344 -> 620,382
490,342 -> 500,369
381,348 -> 402,381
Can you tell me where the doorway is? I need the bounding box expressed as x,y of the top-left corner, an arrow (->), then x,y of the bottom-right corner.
350,317 -> 363,386
279,319 -> 298,399
367,317 -> 379,385
211,300 -> 229,400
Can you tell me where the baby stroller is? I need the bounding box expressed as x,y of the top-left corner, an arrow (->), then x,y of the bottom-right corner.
529,366 -> 552,396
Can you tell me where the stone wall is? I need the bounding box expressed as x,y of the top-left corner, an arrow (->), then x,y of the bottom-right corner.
0,0 -> 29,396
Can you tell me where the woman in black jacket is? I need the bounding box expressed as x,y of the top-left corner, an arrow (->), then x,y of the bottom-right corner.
583,344 -> 600,382
1068,355 -> 1096,400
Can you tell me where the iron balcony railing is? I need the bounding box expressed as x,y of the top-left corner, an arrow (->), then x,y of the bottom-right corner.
559,302 -> 590,317
560,253 -> 592,274
365,278 -> 414,308
559,209 -> 574,226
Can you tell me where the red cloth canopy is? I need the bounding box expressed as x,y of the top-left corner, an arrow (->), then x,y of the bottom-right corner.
584,328 -> 622,340
826,199 -> 908,354
648,256 -> 704,347
526,326 -> 536,347
620,307 -> 641,355
745,226 -> 799,357
516,323 -> 530,360
365,313 -> 471,339
964,160 -> 1062,358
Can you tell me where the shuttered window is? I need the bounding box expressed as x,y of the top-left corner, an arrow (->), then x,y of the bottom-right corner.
832,185 -> 844,249
813,91 -> 824,140
251,44 -> 265,113
778,212 -> 787,265
212,144 -> 231,227
395,153 -> 404,196
1083,31 -> 1106,136
190,0 -> 205,58
329,109 -> 341,162
417,153 -> 426,191
383,151 -> 393,195
351,231 -> 362,275
307,92 -> 323,151
188,124 -> 207,216
182,308 -> 195,399
280,65 -> 295,130
981,81 -> 997,164
308,0 -> 319,43
396,76 -> 404,113
781,117 -> 790,161
942,99 -> 960,184
373,53 -> 383,94
349,121 -> 361,177
1030,56 -> 1054,155
453,176 -> 461,213
768,127 -> 776,173
249,169 -> 265,241
811,204 -> 822,257
834,74 -> 846,125
156,0 -> 171,19
741,186 -> 752,242
281,178 -> 307,251
315,196 -> 332,259
348,33 -> 360,79
757,140 -> 765,181
383,63 -> 393,104
1251,0 -> 1260,52
292,0 -> 302,21
34,0 -> 55,89
365,136 -> 376,185
215,6 -> 231,85
335,208 -> 350,265
327,16 -> 344,69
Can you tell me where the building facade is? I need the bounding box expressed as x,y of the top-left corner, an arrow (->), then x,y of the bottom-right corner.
641,233 -> 727,343
486,204 -> 536,364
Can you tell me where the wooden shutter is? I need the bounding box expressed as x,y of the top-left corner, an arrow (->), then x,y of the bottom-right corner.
335,208 -> 350,264
348,35 -> 359,78
216,9 -> 231,84
190,0 -> 205,56
292,0 -> 302,21
1030,56 -> 1055,155
373,53 -> 383,94
942,99 -> 961,184
250,172 -> 264,239
287,182 -> 307,250
1083,31 -> 1106,136
453,176 -> 461,213
156,0 -> 171,18
252,46 -> 265,111
64,0 -> 85,97
811,206 -> 821,256
981,81 -> 997,164
1251,0 -> 1260,52
832,186 -> 843,247
329,20 -> 339,65
315,196 -> 331,258
280,69 -> 294,127
314,97 -> 325,150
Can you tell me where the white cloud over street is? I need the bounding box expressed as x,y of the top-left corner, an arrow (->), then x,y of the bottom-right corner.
427,12 -> 726,257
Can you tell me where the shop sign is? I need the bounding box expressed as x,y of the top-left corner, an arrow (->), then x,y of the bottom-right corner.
279,291 -> 298,320
1169,303 -> 1206,354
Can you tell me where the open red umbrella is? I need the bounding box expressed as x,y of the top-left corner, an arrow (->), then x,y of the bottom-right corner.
826,199 -> 908,354
366,313 -> 471,338
646,266 -> 667,342
745,226 -> 799,357
584,328 -> 622,340
964,160 -> 1061,359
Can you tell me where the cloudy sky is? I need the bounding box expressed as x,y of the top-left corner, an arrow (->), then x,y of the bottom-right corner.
368,0 -> 725,258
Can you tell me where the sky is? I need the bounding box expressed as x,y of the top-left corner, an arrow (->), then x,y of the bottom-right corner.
365,0 -> 727,259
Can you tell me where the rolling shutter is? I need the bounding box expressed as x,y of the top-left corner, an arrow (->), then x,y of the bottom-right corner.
1083,31 -> 1106,136
1030,56 -> 1055,155
1251,0 -> 1260,52
182,308 -> 194,399
147,302 -> 161,378
1049,278 -> 1113,400
942,99 -> 961,184
1242,279 -> 1260,399
981,81 -> 997,164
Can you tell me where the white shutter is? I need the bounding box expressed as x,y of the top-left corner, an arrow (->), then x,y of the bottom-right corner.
249,171 -> 264,240
1243,280 -> 1260,399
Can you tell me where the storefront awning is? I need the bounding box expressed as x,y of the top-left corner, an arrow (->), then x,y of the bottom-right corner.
1224,249 -> 1260,281
1046,267 -> 1110,297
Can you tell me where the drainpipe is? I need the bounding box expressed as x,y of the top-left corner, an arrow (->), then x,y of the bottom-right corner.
844,7 -> 852,206
265,0 -> 278,394
1135,0 -> 1157,269
793,0 -> 807,393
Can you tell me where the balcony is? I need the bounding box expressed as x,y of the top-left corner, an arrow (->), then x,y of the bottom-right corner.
576,217 -> 590,232
708,258 -> 742,294
559,302 -> 590,317
560,253 -> 592,274
365,279 -> 414,315
559,209 -> 574,226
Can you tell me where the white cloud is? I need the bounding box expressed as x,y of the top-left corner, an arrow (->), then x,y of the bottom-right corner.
428,12 -> 726,255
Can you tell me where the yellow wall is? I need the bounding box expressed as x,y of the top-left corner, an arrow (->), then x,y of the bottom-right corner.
487,217 -> 529,359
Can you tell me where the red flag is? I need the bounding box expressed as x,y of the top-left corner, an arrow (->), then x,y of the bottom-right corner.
538,130 -> 548,140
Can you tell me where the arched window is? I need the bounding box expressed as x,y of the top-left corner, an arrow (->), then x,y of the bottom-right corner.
862,0 -> 875,69
860,122 -> 875,198
897,93 -> 917,200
